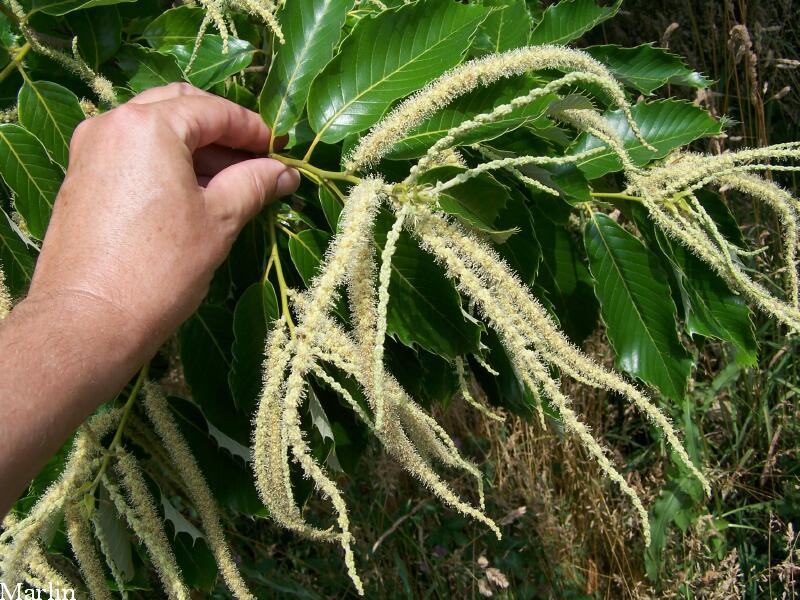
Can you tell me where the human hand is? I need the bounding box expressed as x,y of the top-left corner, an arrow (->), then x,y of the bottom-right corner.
26,82 -> 299,362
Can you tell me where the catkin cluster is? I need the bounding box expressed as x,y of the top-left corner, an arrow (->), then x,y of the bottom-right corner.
0,381 -> 257,599
188,0 -> 285,71
250,45 -> 755,593
628,148 -> 800,330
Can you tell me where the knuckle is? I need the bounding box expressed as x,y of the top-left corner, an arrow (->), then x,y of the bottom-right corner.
111,102 -> 147,122
68,118 -> 92,151
166,81 -> 195,96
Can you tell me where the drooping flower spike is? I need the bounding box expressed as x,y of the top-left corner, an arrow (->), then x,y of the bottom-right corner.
628,146 -> 800,331
347,45 -> 655,173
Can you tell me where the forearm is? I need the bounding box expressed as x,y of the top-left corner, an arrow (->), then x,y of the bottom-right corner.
0,293 -> 148,516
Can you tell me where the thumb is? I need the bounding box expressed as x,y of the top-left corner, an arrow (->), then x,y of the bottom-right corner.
204,158 -> 300,225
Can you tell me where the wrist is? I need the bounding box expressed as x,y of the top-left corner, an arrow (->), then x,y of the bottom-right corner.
14,288 -> 152,381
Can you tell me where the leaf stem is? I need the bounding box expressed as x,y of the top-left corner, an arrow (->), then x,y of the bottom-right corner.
589,191 -> 643,203
302,134 -> 322,163
269,153 -> 362,185
86,362 -> 150,498
0,41 -> 30,85
268,208 -> 296,334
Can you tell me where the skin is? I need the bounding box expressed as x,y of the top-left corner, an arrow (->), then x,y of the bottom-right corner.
0,83 -> 300,516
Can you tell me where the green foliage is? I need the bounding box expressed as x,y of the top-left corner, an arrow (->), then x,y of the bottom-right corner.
306,0 -> 489,143
585,212 -> 691,400
0,0 -> 796,597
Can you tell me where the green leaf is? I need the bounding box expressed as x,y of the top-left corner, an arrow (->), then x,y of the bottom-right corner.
386,77 -> 555,160
573,99 -> 722,179
659,232 -> 757,365
417,166 -> 510,236
169,529 -> 217,592
141,6 -> 204,49
473,0 -> 531,55
67,6 -> 122,69
584,212 -> 692,400
0,123 -> 62,239
471,329 -> 536,418
319,185 -> 342,232
31,0 -> 135,17
163,35 -> 254,90
260,0 -> 354,136
585,44 -> 712,95
384,340 -> 459,406
215,81 -> 257,110
531,205 -> 597,343
308,387 -> 335,443
167,396 -> 262,515
116,44 -> 185,92
529,0 -> 621,46
378,211 -> 481,358
178,304 -> 243,437
0,209 -> 36,297
289,228 -> 330,285
307,0 -> 488,144
96,483 -> 135,582
206,420 -> 252,463
495,189 -> 541,285
695,189 -> 747,249
161,494 -> 204,544
18,80 -> 84,168
229,281 -> 280,417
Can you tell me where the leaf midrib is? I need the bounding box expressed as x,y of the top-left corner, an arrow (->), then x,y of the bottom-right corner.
314,12 -> 476,139
590,214 -> 681,389
196,311 -> 232,369
0,230 -> 33,279
22,82 -> 72,165
269,0 -> 338,129
0,129 -> 56,210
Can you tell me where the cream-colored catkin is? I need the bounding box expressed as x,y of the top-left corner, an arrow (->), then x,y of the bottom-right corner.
0,411 -> 120,585
255,179 -> 386,595
142,382 -> 255,600
718,172 -> 800,308
231,0 -> 284,44
290,288 -> 492,520
435,145 -> 605,192
455,357 -> 504,423
65,504 -> 112,600
372,205 -> 408,430
348,45 -> 652,171
408,70 -> 648,181
187,12 -> 214,73
407,205 -> 651,543
556,108 -> 642,174
198,0 -> 230,53
114,448 -> 189,600
0,266 -> 11,319
412,204 -> 710,495
1,514 -> 73,592
346,239 -> 379,353
252,321 -> 333,541
9,0 -> 117,106
305,311 -> 499,537
629,148 -> 800,331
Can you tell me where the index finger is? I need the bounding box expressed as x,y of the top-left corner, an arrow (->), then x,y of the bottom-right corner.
151,94 -> 271,153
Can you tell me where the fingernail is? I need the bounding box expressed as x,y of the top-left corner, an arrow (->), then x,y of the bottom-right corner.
275,168 -> 300,198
